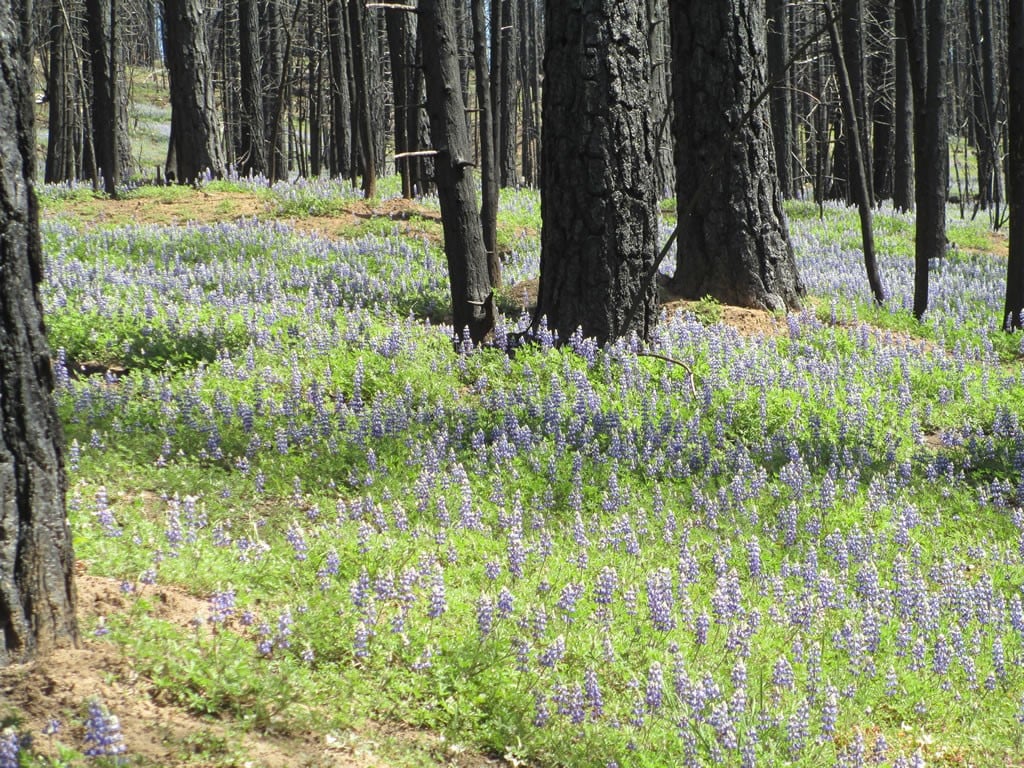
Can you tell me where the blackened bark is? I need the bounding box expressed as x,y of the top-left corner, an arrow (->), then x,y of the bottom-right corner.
869,0 -> 895,202
327,0 -> 352,179
0,0 -> 77,665
419,0 -> 494,343
238,0 -> 267,176
841,0 -> 873,203
1004,0 -> 1024,329
968,0 -> 1002,209
489,0 -> 502,184
767,0 -> 794,198
262,0 -> 288,179
348,0 -> 377,197
901,0 -> 947,319
498,0 -> 518,186
893,5 -> 914,210
385,2 -> 412,195
471,0 -> 500,285
649,0 -> 674,196
85,0 -> 120,195
45,0 -> 84,183
669,2 -> 804,311
830,6 -> 885,304
537,0 -> 657,345
164,0 -> 226,183
517,0 -> 538,188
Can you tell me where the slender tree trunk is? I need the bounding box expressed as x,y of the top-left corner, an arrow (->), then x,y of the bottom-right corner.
385,1 -> 412,195
489,0 -> 502,186
0,0 -> 77,666
1004,0 -> 1024,329
498,0 -> 518,186
45,0 -> 84,183
670,1 -> 804,311
892,5 -> 914,211
538,0 -> 658,345
830,3 -> 885,304
649,0 -> 674,196
869,0 -> 895,202
768,0 -> 794,198
262,0 -> 288,179
419,0 -> 494,343
841,0 -> 873,204
308,2 -> 323,178
348,0 -> 377,197
901,0 -> 948,319
163,0 -> 226,182
968,0 -> 1002,210
471,0 -> 499,286
238,0 -> 267,176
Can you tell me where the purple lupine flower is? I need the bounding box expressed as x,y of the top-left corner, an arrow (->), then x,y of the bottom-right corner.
819,685 -> 839,741
645,661 -> 664,712
594,565 -> 619,605
646,567 -> 676,632
497,587 -> 515,619
533,690 -> 550,727
773,655 -> 794,690
709,700 -> 738,750
476,594 -> 495,638
556,582 -> 585,622
787,697 -> 810,759
539,635 -> 566,668
208,589 -> 236,624
695,611 -> 710,645
427,574 -> 447,618
584,667 -> 604,720
83,699 -> 126,758
285,523 -> 308,561
0,730 -> 21,768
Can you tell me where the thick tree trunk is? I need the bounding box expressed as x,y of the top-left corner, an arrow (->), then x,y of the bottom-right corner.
767,0 -> 794,198
163,0 -> 226,183
968,0 -> 1002,210
893,5 -> 914,211
327,0 -> 352,179
85,0 -> 121,195
1004,0 -> 1024,329
0,0 -> 77,666
262,0 -> 288,179
419,0 -> 494,344
901,0 -> 948,319
471,0 -> 499,286
537,0 -> 658,345
238,0 -> 267,177
841,0 -> 873,204
348,0 -> 377,197
669,2 -> 804,312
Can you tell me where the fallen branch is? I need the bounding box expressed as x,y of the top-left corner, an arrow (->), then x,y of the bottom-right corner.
636,352 -> 698,398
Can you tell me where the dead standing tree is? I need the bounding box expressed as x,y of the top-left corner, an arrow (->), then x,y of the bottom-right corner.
418,0 -> 494,344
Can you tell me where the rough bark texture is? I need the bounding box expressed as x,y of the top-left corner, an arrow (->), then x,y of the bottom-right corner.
1005,0 -> 1024,329
44,0 -> 84,183
648,0 -> 674,196
385,2 -> 412,194
669,2 -> 804,312
537,0 -> 658,345
238,0 -> 267,176
0,0 -> 77,665
968,0 -> 1002,209
163,0 -> 226,182
498,0 -> 518,187
419,0 -> 494,344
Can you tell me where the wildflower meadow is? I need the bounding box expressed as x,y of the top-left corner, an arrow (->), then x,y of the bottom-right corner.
5,177 -> 1024,767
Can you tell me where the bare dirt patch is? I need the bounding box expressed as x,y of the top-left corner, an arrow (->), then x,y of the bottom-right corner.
0,573 -> 502,767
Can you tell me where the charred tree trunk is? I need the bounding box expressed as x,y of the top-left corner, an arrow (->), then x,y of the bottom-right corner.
471,0 -> 499,286
1004,0 -> 1024,329
385,1 -> 412,195
830,3 -> 885,304
348,0 -> 377,197
968,0 -> 1002,210
669,2 -> 804,311
901,0 -> 948,319
327,0 -> 352,179
163,0 -> 226,183
841,0 -> 873,204
262,0 -> 288,179
419,0 -> 494,343
238,0 -> 267,176
893,4 -> 914,210
0,0 -> 77,666
767,0 -> 794,198
498,0 -> 518,186
869,0 -> 895,202
649,0 -> 674,196
85,0 -> 121,194
45,0 -> 85,183
537,0 -> 658,345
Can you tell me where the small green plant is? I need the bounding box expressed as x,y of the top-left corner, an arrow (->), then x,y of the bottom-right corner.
691,294 -> 723,325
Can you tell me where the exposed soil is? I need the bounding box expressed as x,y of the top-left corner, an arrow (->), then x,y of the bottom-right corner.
0,572 -> 502,767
